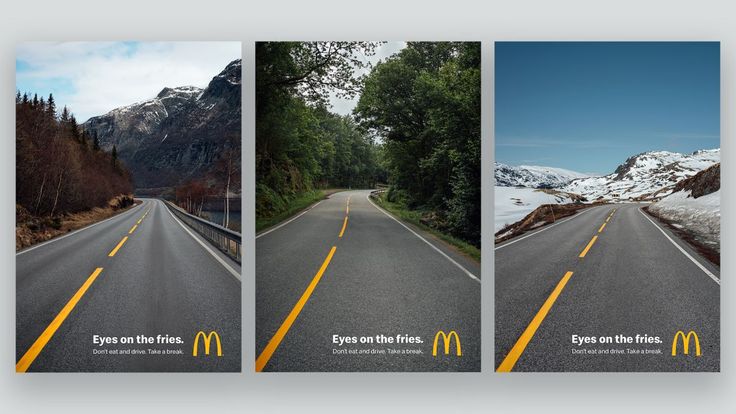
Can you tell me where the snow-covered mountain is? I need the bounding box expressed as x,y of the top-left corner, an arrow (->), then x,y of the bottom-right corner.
84,59 -> 241,189
562,149 -> 720,201
495,163 -> 590,188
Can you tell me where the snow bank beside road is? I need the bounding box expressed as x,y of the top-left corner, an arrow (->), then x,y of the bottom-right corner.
648,189 -> 720,253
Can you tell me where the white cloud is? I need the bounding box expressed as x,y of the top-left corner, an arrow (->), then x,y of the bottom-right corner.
16,42 -> 241,122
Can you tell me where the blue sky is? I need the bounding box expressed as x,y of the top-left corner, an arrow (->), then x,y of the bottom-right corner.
495,42 -> 720,175
16,42 -> 241,122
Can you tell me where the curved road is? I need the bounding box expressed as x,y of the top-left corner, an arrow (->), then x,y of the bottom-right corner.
495,203 -> 720,372
16,198 -> 241,372
256,190 -> 480,372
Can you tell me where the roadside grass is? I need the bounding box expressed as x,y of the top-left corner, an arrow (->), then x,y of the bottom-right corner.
256,189 -> 346,233
372,193 -> 481,263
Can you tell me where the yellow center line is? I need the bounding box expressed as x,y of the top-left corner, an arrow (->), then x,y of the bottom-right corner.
108,236 -> 128,257
338,216 -> 349,238
605,216 -> 611,223
256,246 -> 337,372
137,218 -> 143,224
497,271 -> 574,372
129,224 -> 138,234
598,222 -> 606,233
16,267 -> 104,372
579,235 -> 598,258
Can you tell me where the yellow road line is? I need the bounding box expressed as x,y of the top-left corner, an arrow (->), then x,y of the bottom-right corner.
16,267 -> 104,372
497,271 -> 574,372
579,235 -> 598,258
339,216 -> 348,238
598,222 -> 606,233
129,224 -> 138,234
605,216 -> 611,223
256,246 -> 337,372
137,218 -> 143,224
108,236 -> 128,257
346,196 -> 351,214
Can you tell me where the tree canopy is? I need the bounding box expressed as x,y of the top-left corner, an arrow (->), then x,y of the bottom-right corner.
355,42 -> 481,246
256,42 -> 384,217
256,41 -> 480,247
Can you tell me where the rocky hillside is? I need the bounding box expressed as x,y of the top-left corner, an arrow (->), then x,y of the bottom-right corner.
562,149 -> 719,201
494,163 -> 589,188
84,59 -> 242,190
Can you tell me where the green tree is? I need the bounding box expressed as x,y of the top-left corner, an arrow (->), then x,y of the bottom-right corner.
355,42 -> 481,246
255,42 -> 383,218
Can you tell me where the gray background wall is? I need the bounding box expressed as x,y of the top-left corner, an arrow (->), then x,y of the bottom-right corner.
1,0 -> 734,412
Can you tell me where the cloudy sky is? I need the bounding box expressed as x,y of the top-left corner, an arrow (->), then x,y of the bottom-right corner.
16,42 -> 241,122
328,41 -> 406,116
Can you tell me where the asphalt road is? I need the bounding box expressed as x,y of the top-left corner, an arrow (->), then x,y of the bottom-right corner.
256,190 -> 481,372
495,203 -> 720,372
16,198 -> 241,372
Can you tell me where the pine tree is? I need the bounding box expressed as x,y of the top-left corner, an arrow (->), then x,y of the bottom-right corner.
69,115 -> 80,141
111,145 -> 118,166
60,106 -> 70,123
46,93 -> 56,120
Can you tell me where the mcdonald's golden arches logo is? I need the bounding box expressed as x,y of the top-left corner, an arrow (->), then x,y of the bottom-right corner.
432,330 -> 462,357
671,330 -> 701,357
193,331 -> 223,357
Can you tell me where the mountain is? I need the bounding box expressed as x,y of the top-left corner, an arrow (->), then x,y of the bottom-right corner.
83,59 -> 242,190
562,149 -> 720,201
494,162 -> 589,188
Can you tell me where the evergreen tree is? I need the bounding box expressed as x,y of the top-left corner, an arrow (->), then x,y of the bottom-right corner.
60,106 -> 70,123
46,93 -> 56,120
69,115 -> 80,141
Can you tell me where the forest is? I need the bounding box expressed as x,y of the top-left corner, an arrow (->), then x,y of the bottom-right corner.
256,42 -> 481,248
16,92 -> 134,220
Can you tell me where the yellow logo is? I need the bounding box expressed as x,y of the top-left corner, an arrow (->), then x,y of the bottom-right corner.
671,330 -> 701,357
192,331 -> 223,357
432,330 -> 462,357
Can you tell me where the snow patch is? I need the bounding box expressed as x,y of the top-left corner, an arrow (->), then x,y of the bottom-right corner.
649,189 -> 720,252
495,186 -> 574,232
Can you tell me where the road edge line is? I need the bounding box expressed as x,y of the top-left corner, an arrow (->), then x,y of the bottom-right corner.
16,201 -> 145,256
366,194 -> 479,283
638,208 -> 720,285
164,201 -> 241,281
256,201 -> 323,239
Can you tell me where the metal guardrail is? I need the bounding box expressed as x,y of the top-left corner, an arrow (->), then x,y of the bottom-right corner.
163,200 -> 241,264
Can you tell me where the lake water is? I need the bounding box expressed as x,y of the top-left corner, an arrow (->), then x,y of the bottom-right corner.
200,210 -> 242,233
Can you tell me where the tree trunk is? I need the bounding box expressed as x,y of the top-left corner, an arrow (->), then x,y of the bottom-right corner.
50,170 -> 64,217
35,172 -> 47,215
